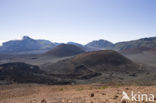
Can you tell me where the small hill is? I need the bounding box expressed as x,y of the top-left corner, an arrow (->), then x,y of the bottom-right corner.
72,50 -> 134,67
45,44 -> 85,57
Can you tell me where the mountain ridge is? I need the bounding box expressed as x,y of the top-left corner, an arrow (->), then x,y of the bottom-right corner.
0,36 -> 156,54
0,36 -> 57,54
85,39 -> 114,50
113,36 -> 156,54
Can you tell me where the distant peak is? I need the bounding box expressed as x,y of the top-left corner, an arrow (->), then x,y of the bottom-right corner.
98,39 -> 105,41
22,36 -> 33,40
99,39 -> 104,41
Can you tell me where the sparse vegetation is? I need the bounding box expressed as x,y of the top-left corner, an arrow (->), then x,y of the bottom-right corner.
59,88 -> 64,91
76,87 -> 84,91
98,86 -> 108,89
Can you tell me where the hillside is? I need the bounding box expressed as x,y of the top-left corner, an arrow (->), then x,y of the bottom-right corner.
0,62 -> 71,84
113,37 -> 156,54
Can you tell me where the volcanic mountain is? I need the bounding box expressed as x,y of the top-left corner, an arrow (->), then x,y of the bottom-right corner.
42,50 -> 144,83
45,44 -> 85,57
43,50 -> 138,73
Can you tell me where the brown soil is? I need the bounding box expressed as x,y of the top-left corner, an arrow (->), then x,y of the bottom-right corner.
1,84 -> 156,103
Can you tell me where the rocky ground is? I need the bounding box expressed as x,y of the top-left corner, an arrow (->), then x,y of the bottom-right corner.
1,84 -> 156,103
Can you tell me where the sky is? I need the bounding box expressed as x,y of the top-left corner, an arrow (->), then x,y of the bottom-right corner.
0,0 -> 156,45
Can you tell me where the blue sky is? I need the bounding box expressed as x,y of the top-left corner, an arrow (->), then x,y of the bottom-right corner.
0,0 -> 156,45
